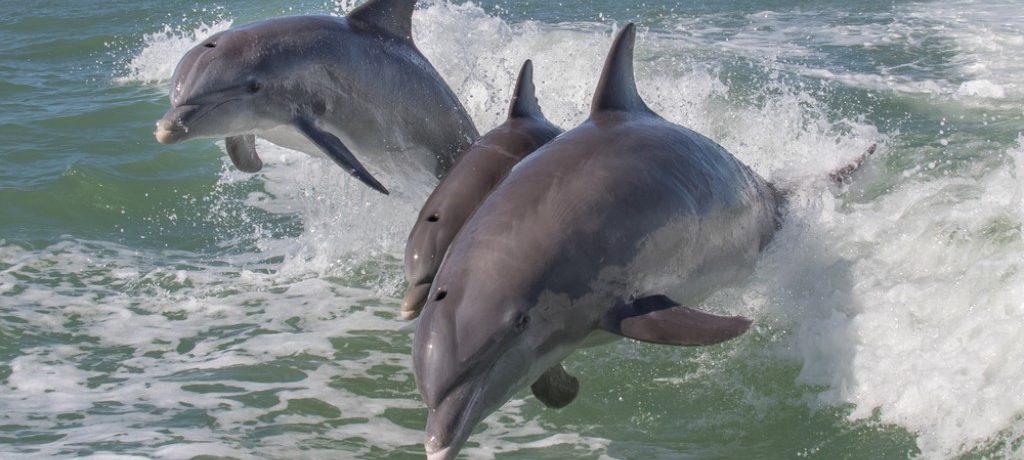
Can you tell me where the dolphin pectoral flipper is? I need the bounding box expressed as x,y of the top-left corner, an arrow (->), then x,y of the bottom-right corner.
225,135 -> 263,173
530,363 -> 579,409
602,295 -> 752,346
293,118 -> 390,195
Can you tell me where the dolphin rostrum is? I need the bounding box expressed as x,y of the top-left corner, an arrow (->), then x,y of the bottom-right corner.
412,24 -> 781,459
401,60 -> 562,320
154,0 -> 479,194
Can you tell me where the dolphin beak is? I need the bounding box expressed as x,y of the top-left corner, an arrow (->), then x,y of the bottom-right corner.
414,302 -> 512,459
426,447 -> 454,460
424,381 -> 484,460
154,106 -> 198,145
401,283 -> 432,320
154,118 -> 185,144
155,103 -> 228,145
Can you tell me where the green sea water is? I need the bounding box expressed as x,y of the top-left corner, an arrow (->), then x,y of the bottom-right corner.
2,1 -> 1023,458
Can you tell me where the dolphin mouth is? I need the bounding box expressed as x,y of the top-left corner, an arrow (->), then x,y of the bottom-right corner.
153,100 -> 236,144
424,380 -> 485,460
154,121 -> 187,144
425,446 -> 454,460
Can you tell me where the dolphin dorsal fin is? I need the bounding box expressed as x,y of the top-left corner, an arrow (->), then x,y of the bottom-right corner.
508,60 -> 545,120
348,0 -> 416,41
591,23 -> 653,116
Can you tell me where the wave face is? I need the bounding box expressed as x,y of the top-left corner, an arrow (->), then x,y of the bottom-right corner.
1,0 -> 1022,458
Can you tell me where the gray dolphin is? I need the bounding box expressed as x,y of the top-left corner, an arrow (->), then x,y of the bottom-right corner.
412,24 -> 781,459
401,60 -> 562,320
153,0 -> 479,194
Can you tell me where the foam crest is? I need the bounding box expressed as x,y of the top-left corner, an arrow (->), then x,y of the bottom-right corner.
907,0 -> 1024,101
732,135 -> 1024,457
414,2 -> 608,129
236,141 -> 424,291
415,3 -> 878,181
668,3 -> 1023,105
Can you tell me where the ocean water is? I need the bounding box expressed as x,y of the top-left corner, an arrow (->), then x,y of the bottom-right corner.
1,0 -> 1022,458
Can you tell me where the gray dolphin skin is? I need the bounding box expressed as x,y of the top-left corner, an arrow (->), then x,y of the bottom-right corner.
153,0 -> 479,194
412,24 -> 781,460
401,60 -> 562,321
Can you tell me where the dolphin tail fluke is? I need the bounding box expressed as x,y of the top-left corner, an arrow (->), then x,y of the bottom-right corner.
772,143 -> 879,208
508,60 -> 545,120
591,23 -> 654,116
531,363 -> 579,408
602,295 -> 752,346
348,0 -> 416,41
830,143 -> 877,184
225,135 -> 263,173
294,118 -> 390,195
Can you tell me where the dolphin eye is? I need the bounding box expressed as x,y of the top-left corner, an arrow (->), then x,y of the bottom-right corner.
427,213 -> 440,222
247,79 -> 262,94
204,42 -> 216,48
513,313 -> 530,334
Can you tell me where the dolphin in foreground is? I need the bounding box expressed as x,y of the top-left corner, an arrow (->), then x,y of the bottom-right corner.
154,0 -> 479,194
401,60 -> 562,320
412,24 -> 782,459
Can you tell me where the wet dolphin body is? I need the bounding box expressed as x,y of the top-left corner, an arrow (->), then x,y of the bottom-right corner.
401,60 -> 562,320
412,24 -> 781,459
154,0 -> 479,194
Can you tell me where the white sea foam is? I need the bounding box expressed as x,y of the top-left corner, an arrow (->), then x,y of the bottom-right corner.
956,79 -> 1008,99
797,68 -> 950,96
665,2 -> 1023,105
907,0 -> 1024,101
727,135 -> 1024,458
0,239 -> 413,457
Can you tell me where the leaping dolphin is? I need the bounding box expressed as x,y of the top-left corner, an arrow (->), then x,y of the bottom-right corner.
153,0 -> 479,194
412,24 -> 781,459
401,60 -> 562,320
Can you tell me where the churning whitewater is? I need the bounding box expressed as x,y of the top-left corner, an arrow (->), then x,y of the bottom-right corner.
1,0 -> 1022,459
